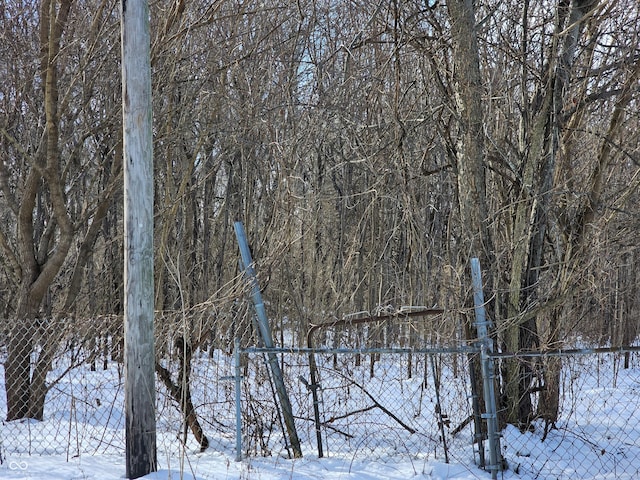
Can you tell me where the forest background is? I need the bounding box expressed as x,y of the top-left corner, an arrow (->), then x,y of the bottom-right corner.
0,0 -> 639,436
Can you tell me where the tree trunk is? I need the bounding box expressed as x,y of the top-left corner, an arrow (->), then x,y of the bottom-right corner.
446,0 -> 495,271
5,315 -> 34,420
155,337 -> 209,452
505,0 -> 593,428
446,0 -> 496,440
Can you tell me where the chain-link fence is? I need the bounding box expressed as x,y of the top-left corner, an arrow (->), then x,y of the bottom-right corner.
0,314 -> 240,461
238,348 -> 475,463
1,315 -> 640,480
498,350 -> 640,479
236,347 -> 640,479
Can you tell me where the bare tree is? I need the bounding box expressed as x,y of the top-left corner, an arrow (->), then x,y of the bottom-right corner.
2,0 -> 638,443
1,0 -> 122,421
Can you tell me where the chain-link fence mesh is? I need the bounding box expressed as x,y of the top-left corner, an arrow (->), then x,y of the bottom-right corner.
499,351 -> 640,479
239,349 -> 474,463
0,313 -> 240,461
1,314 -> 640,479
1,315 -> 125,459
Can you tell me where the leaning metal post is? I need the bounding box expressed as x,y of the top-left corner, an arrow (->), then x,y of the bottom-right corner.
234,221 -> 303,458
470,258 -> 502,479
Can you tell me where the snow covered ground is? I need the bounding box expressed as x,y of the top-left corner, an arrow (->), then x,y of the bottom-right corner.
0,451 -> 490,480
1,349 -> 639,479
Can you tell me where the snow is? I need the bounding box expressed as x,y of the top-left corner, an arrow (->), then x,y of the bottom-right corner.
1,350 -> 639,479
1,452 -> 487,480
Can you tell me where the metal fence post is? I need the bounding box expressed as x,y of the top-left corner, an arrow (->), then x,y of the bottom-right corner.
470,258 -> 502,478
234,221 -> 303,458
234,336 -> 242,462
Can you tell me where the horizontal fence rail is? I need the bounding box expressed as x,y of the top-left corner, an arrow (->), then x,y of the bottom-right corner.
243,346 -> 481,354
487,345 -> 640,358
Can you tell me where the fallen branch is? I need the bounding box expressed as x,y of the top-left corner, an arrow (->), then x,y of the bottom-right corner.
337,374 -> 416,434
451,415 -> 473,437
325,405 -> 376,423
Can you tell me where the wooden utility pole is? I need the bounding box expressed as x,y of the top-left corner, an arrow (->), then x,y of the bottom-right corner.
121,0 -> 157,477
